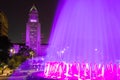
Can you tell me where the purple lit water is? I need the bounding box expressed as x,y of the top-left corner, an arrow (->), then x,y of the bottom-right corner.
46,0 -> 120,64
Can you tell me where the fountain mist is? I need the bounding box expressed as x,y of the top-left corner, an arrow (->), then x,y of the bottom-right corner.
46,0 -> 120,64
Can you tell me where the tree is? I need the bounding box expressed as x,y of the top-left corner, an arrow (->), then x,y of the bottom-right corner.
18,45 -> 35,58
0,35 -> 12,63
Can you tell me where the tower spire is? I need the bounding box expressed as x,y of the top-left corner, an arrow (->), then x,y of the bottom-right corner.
30,4 -> 37,12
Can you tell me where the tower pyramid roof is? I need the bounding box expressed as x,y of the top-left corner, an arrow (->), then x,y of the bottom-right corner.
30,4 -> 38,12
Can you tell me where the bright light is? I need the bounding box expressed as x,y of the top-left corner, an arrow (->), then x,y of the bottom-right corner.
30,19 -> 37,22
10,48 -> 15,54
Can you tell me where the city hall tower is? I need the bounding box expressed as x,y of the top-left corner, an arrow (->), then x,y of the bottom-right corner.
26,5 -> 41,55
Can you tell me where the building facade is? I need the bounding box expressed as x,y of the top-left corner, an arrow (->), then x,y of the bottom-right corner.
0,11 -> 8,36
26,5 -> 41,56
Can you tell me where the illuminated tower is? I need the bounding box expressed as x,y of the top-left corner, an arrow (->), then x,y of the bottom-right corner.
0,11 -> 8,36
26,5 -> 41,56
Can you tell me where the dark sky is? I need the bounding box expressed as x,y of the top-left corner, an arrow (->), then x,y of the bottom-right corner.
0,0 -> 58,43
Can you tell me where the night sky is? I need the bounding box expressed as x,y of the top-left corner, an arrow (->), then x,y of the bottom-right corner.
0,0 -> 58,43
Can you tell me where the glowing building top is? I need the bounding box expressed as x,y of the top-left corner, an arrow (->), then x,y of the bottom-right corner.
29,4 -> 39,23
30,4 -> 37,12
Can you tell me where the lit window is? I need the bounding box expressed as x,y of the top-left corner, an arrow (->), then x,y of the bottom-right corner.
30,19 -> 37,22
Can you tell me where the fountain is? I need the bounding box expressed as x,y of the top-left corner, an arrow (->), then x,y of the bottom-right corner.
42,0 -> 120,79
46,0 -> 120,64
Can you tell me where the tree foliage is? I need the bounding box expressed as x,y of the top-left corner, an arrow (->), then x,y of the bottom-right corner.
0,35 -> 12,63
18,45 -> 35,58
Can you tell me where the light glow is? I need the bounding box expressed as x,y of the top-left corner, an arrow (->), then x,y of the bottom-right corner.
30,19 -> 37,22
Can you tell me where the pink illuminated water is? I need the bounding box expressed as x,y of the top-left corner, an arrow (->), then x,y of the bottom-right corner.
46,0 -> 120,64
42,62 -> 120,80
